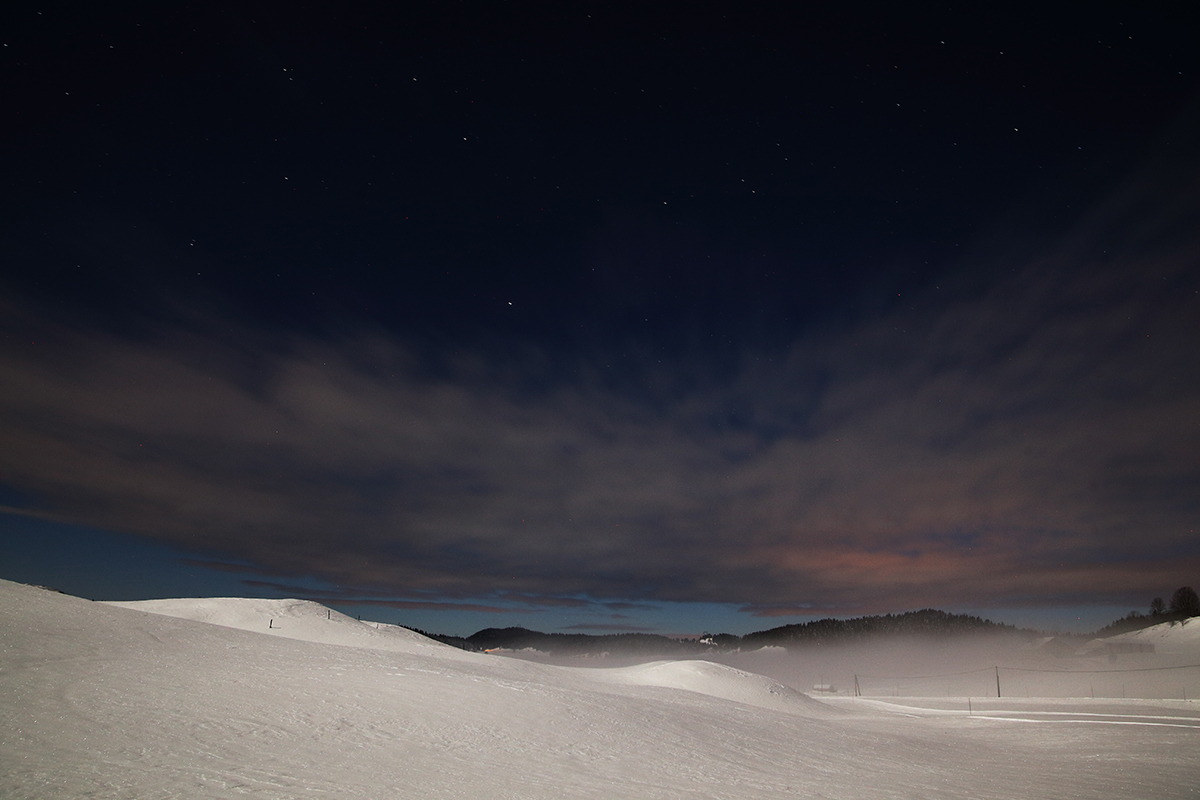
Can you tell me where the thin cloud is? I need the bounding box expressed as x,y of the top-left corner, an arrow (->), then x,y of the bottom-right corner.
299,596 -> 515,614
1,161 -> 1198,615
559,623 -> 657,632
182,560 -> 278,575
739,606 -> 827,619
499,593 -> 593,608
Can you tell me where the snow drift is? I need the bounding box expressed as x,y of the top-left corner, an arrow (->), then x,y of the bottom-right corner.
105,596 -> 467,657
3,579 -> 1197,799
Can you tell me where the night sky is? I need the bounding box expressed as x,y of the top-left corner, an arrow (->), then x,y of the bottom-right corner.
3,2 -> 1199,636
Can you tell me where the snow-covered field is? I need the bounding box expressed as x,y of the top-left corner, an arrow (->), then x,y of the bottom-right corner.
2,579 -> 1197,799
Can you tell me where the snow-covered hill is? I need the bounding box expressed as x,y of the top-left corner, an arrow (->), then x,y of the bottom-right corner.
105,596 -> 466,657
3,579 -> 1197,799
1103,616 -> 1200,654
596,659 -> 838,716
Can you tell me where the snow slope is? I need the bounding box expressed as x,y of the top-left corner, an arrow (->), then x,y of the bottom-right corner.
596,659 -> 837,716
1105,616 -> 1200,654
104,597 -> 833,714
105,596 -> 467,658
3,579 -> 1197,799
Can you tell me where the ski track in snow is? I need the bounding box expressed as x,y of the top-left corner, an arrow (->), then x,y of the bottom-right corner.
2,579 -> 1197,799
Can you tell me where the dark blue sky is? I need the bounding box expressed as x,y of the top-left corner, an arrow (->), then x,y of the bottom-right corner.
2,1 -> 1198,635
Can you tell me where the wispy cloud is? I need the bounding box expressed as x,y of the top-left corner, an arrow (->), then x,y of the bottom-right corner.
233,582 -> 515,613
299,597 -> 516,613
559,623 -> 657,632
2,163 -> 1198,615
181,559 -> 282,575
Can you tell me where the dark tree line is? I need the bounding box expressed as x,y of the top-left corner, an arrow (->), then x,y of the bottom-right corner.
414,610 -> 1029,657
1147,586 -> 1199,619
739,609 -> 1023,648
465,627 -> 707,656
1094,585 -> 1199,637
1167,586 -> 1200,616
402,593 -> 1200,654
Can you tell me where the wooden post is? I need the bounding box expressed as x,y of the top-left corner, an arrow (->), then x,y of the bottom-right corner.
995,666 -> 1001,698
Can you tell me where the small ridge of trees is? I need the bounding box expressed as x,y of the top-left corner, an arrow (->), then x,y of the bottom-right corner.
400,625 -> 484,651
465,627 -> 709,656
740,609 -> 1024,648
456,610 -> 1027,656
1169,586 -> 1200,616
408,593 -> 1200,654
1094,586 -> 1199,637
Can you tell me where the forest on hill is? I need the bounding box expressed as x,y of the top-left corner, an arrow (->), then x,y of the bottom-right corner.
1092,586 -> 1200,637
406,591 -> 1200,655
414,609 -> 1030,655
739,608 -> 1023,647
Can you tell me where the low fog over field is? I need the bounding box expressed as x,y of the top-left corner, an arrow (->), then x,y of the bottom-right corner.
494,628 -> 1200,703
726,632 -> 1199,702
3,579 -> 1197,799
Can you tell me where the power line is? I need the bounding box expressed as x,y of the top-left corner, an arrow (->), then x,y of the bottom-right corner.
1001,663 -> 1200,675
856,666 -> 994,680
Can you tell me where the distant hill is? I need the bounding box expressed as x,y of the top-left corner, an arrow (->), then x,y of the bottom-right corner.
1091,611 -> 1192,638
459,610 -> 1028,656
1093,616 -> 1200,655
466,627 -> 703,656
740,609 -> 1026,648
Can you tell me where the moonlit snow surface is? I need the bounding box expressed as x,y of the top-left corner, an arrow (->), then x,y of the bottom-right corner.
3,580 -> 1197,799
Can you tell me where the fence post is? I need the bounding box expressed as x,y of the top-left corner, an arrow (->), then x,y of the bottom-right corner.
995,666 -> 1001,698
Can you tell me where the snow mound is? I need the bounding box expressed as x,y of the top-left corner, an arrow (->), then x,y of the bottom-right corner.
104,596 -> 462,656
598,659 -> 836,716
5,579 -> 1198,799
1106,617 -> 1200,654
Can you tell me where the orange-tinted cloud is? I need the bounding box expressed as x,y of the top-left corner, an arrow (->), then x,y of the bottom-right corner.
2,161 -> 1198,616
